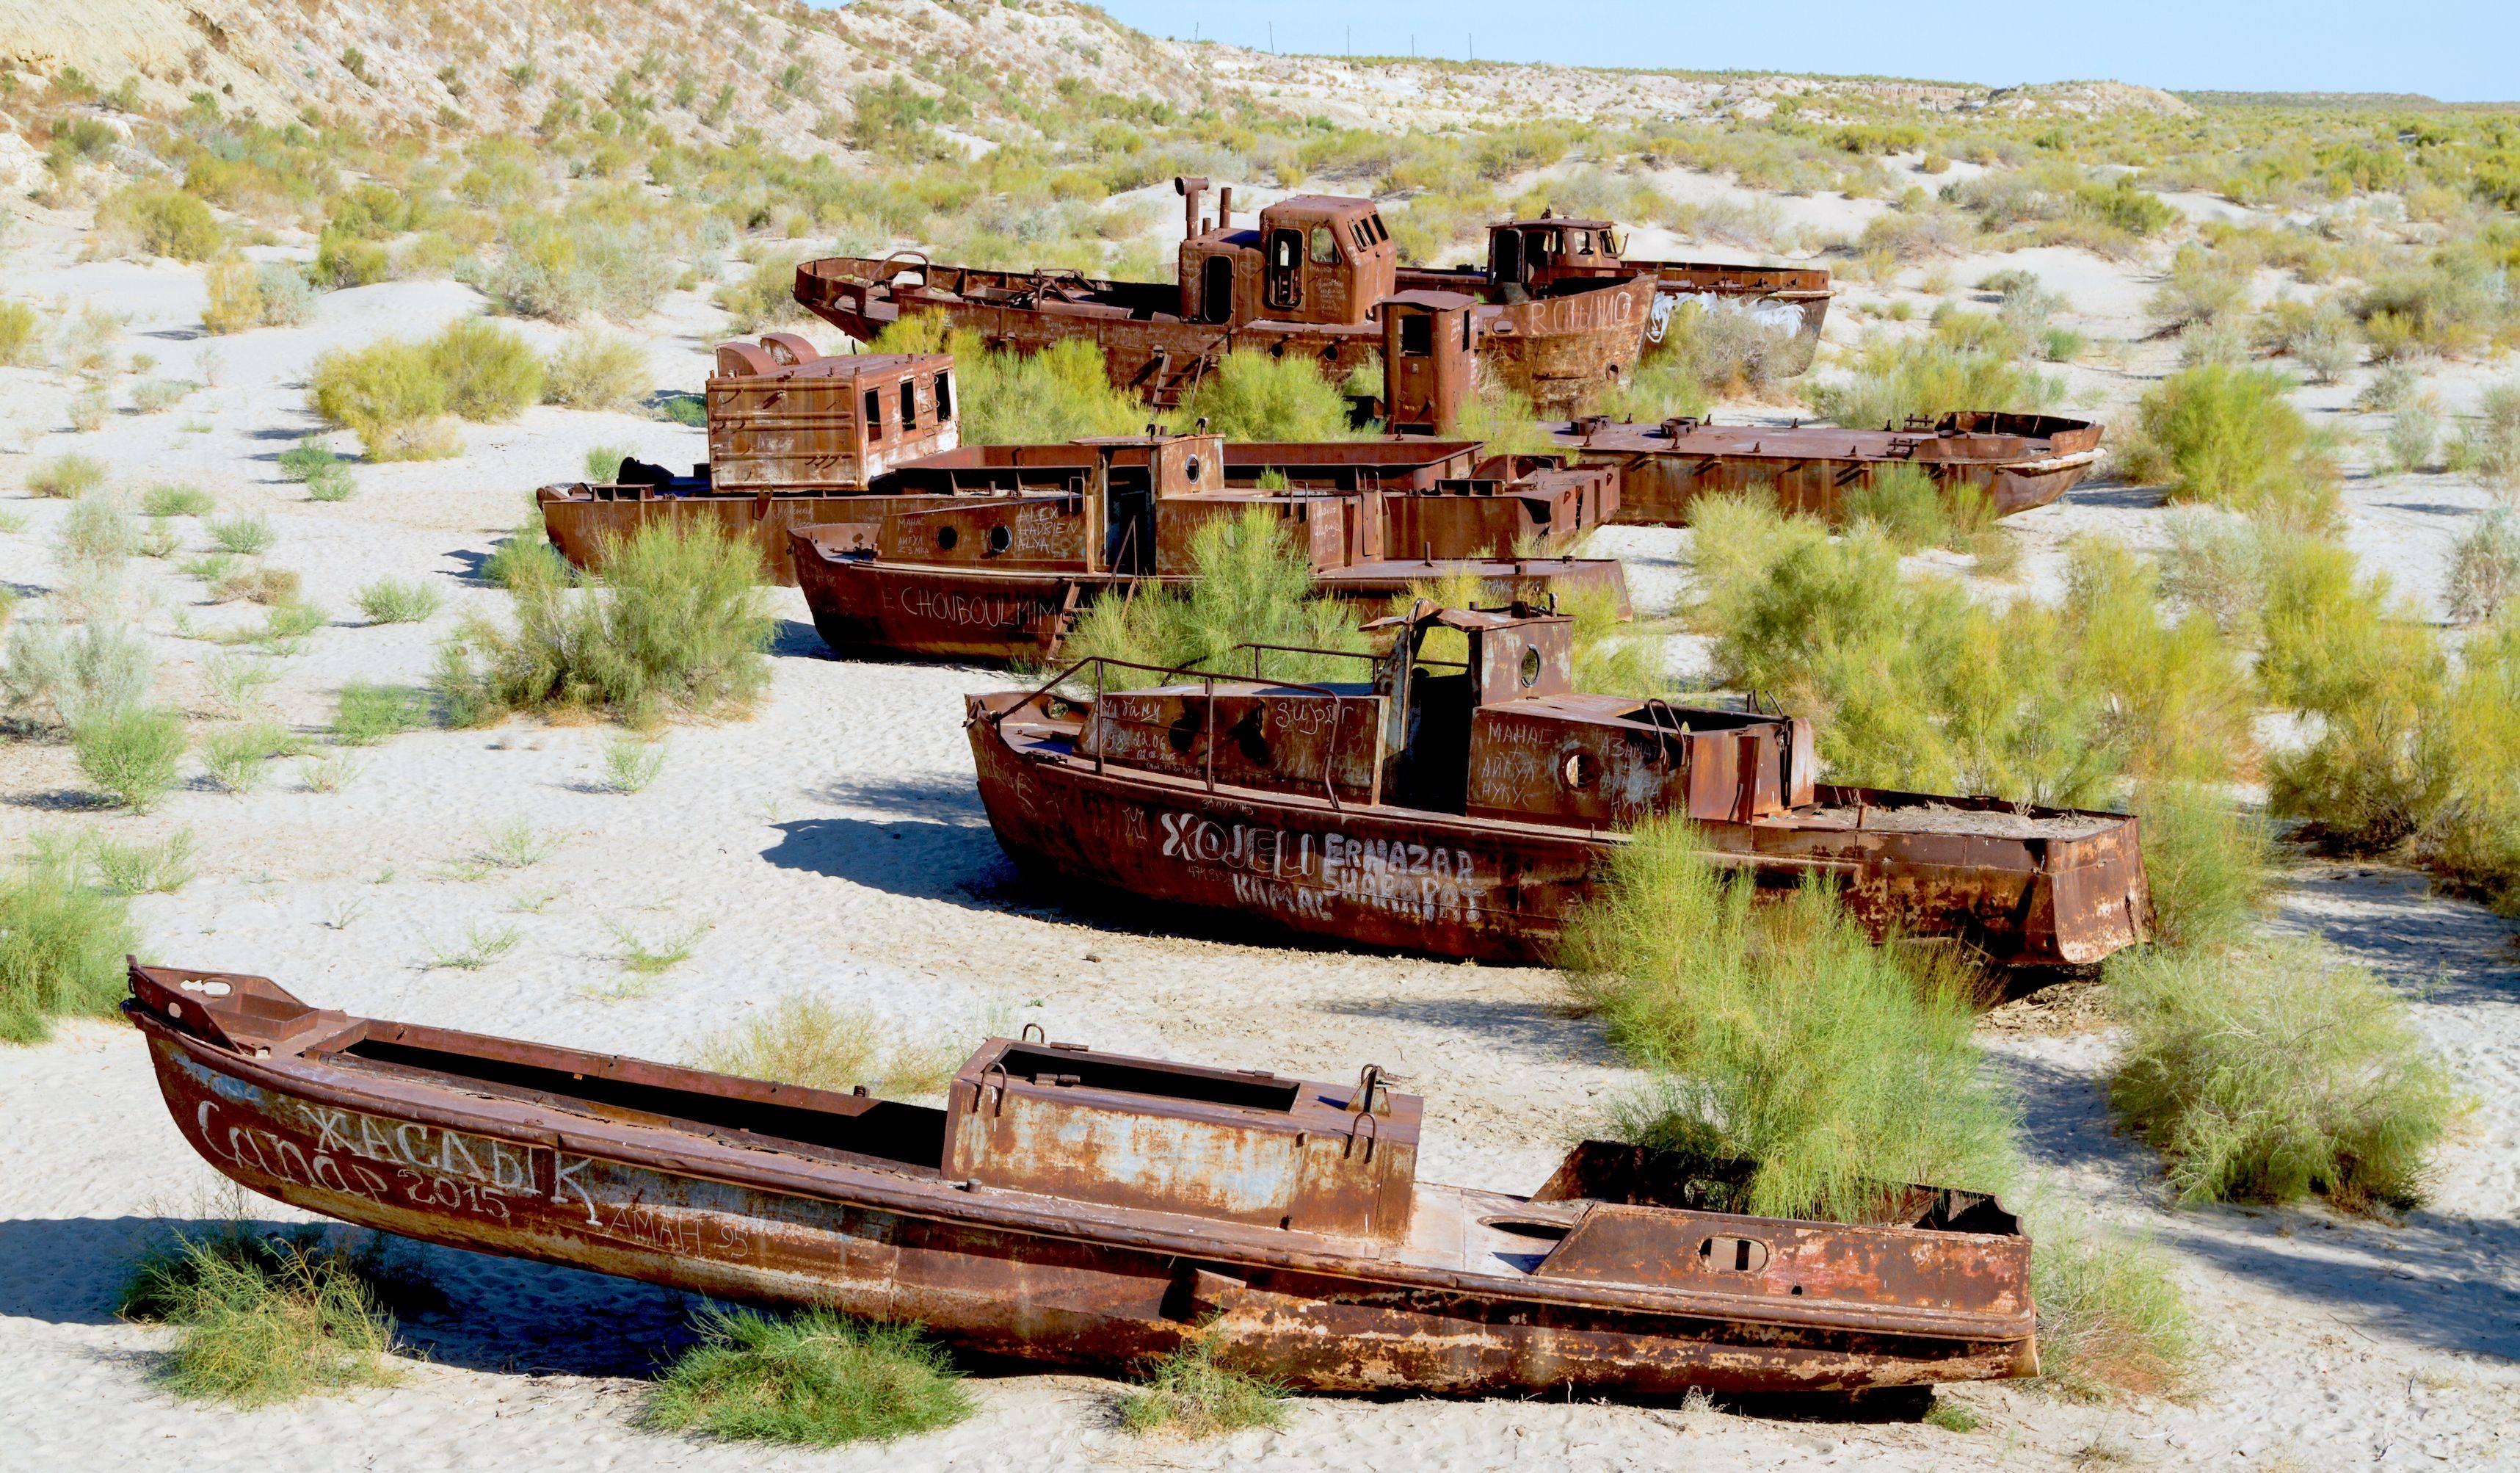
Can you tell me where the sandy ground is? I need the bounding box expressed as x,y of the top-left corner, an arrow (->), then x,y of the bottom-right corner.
1,166 -> 2517,1471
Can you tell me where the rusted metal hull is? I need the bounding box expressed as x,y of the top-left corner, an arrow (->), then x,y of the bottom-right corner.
539,487 -> 996,585
1548,412 -> 2105,527
967,693 -> 2151,966
794,534 -> 1631,664
796,258 -> 1652,418
129,971 -> 2036,1396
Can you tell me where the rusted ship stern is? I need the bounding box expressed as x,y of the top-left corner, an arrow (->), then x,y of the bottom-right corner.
130,962 -> 2036,1396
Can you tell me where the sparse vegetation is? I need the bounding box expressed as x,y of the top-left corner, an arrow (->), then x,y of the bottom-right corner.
644,1309 -> 972,1447
206,513 -> 274,557
332,681 -> 429,744
692,993 -> 957,1097
203,720 -> 302,794
435,519 -> 773,728
425,923 -> 523,971
584,444 -> 631,484
603,735 -> 667,793
2027,1209 -> 2196,1401
542,329 -> 650,410
1117,1342 -> 1290,1439
2447,511 -> 2520,623
28,454 -> 105,499
142,484 -> 214,518
2112,365 -> 2337,530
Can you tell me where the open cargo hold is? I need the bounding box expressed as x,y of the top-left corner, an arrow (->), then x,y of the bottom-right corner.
1551,412 -> 2105,526
967,604 -> 2152,966
130,961 -> 2036,1397
791,429 -> 1629,662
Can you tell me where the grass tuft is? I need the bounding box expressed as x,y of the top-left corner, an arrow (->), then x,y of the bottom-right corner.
118,1226 -> 406,1406
644,1308 -> 972,1447
692,994 -> 959,1098
603,734 -> 667,793
206,514 -> 275,557
70,706 -> 187,812
203,720 -> 303,794
333,681 -> 430,744
2027,1208 -> 2196,1401
142,484 -> 214,518
608,918 -> 708,977
425,923 -> 522,971
355,578 -> 445,625
1117,1342 -> 1290,1439
0,845 -> 139,1043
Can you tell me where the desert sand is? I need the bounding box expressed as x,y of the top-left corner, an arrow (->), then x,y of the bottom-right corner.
1,148 -> 2516,1472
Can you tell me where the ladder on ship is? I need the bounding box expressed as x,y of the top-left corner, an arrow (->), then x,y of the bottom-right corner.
1134,340 -> 1224,410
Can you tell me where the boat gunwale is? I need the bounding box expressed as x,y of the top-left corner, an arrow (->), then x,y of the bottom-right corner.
129,1002 -> 2033,1344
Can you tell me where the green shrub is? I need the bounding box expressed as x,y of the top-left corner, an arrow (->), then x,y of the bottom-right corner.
332,681 -> 429,745
2108,940 -> 2452,1212
70,706 -> 187,812
1173,349 -> 1357,441
0,847 -> 139,1043
1564,827 -> 2018,1223
484,528 -> 567,589
1634,300 -> 1797,402
95,184 -> 223,262
81,828 -> 196,895
305,463 -> 356,502
714,251 -> 810,333
1456,379 -> 1550,456
2416,610 -> 2520,911
58,499 -> 138,566
1117,1342 -> 1289,1438
584,445 -> 631,484
313,228 -> 392,289
142,484 -> 214,518
435,518 -> 772,728
118,1228 -> 404,1406
692,994 -> 956,1096
424,318 -> 542,421
1841,463 -> 1967,551
603,734 -> 667,794
1808,335 -> 2060,431
478,214 -> 677,322
0,300 -> 39,365
644,1309 -> 971,1447
200,256 -> 264,335
542,329 -> 649,410
2,617 -> 152,726
254,265 -> 319,327
2027,1209 -> 2196,1401
308,339 -> 456,460
2385,399 -> 2440,472
1063,506 -> 1365,684
2132,781 -> 2270,950
355,578 -> 443,625
2145,246 -> 2250,333
873,321 -> 1139,444
27,454 -> 105,499
2113,365 -> 2336,530
2455,381 -> 2520,491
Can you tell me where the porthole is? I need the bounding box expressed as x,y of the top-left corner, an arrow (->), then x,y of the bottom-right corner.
937,525 -> 959,551
1185,454 -> 1202,484
1561,751 -> 1598,791
987,524 -> 1012,554
1519,647 -> 1542,687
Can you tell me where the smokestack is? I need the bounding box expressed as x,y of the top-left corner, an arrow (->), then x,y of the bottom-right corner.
1217,186 -> 1233,227
1174,175 -> 1210,240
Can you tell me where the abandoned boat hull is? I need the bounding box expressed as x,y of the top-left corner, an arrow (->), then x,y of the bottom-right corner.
130,969 -> 2035,1395
1550,413 -> 2107,527
965,692 -> 2150,966
539,487 -> 993,585
794,535 -> 1633,664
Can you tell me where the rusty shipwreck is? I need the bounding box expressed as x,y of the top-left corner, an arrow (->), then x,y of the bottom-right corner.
791,427 -> 1629,663
1552,411 -> 2105,526
131,961 -> 2038,1395
967,603 -> 2153,966
796,178 -> 1677,418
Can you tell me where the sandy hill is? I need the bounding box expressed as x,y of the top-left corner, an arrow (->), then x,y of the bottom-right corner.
1,0 -> 2204,156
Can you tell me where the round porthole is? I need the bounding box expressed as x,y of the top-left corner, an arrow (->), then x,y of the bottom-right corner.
1519,646 -> 1542,687
987,524 -> 1012,554
1185,454 -> 1202,483
937,525 -> 959,551
1561,751 -> 1599,791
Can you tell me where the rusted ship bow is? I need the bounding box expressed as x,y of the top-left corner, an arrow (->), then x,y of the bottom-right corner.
131,963 -> 2036,1395
968,604 -> 2152,966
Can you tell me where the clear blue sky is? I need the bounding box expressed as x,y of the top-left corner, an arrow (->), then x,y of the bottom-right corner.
1072,1 -> 2518,104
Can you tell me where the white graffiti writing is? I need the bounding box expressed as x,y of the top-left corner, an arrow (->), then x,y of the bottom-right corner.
1155,811 -> 1485,926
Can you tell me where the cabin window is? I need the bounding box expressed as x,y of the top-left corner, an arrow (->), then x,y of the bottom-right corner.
1266,229 -> 1301,311
934,371 -> 954,421
863,388 -> 884,441
1200,253 -> 1235,324
1572,229 -> 1594,256
1349,220 -> 1368,252
1492,227 -> 1525,283
1368,212 -> 1387,243
1309,225 -> 1336,264
1398,311 -> 1433,358
899,378 -> 917,431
